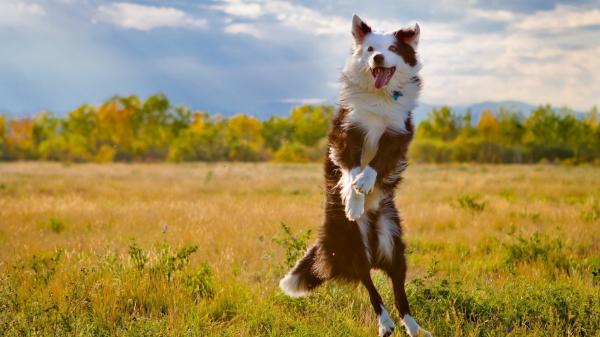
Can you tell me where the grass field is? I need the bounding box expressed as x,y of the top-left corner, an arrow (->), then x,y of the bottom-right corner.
0,162 -> 599,337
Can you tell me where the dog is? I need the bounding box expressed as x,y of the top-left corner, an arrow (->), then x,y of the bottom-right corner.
279,14 -> 431,337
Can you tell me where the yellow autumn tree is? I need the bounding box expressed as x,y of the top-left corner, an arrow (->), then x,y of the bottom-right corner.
476,110 -> 501,162
96,96 -> 140,160
226,114 -> 265,161
5,119 -> 34,159
477,110 -> 500,141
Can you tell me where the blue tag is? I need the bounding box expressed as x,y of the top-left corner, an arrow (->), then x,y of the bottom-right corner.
393,90 -> 403,101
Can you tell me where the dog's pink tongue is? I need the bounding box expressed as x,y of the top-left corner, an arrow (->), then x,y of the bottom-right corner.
373,68 -> 391,89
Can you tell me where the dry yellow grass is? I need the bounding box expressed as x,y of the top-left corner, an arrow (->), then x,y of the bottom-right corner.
0,162 -> 599,336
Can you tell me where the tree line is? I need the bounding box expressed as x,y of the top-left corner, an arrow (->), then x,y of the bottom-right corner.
413,106 -> 599,163
0,94 -> 598,163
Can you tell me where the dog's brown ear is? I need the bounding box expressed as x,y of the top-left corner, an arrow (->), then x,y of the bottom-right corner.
395,23 -> 420,48
352,14 -> 371,43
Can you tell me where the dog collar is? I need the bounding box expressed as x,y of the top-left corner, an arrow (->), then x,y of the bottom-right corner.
392,90 -> 403,101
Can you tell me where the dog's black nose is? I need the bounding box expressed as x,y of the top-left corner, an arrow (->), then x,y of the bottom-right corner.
373,54 -> 384,64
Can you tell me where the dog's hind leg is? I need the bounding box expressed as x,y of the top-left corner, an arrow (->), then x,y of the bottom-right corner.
388,244 -> 432,337
362,274 -> 395,337
279,245 -> 325,297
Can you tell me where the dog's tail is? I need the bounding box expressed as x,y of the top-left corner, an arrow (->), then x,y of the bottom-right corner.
279,245 -> 325,297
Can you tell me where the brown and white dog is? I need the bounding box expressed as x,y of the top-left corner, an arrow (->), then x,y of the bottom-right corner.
279,14 -> 431,337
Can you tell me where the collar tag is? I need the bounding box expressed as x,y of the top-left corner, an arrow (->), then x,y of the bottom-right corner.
393,90 -> 403,101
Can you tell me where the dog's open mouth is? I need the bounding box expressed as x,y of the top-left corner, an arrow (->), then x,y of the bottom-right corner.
371,66 -> 396,89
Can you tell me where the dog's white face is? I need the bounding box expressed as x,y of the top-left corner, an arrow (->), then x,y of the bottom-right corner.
343,15 -> 421,92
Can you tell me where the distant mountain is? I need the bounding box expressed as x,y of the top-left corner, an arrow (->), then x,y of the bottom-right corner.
464,100 -> 535,115
413,100 -> 537,123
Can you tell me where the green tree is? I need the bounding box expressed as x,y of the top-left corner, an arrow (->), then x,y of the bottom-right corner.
497,108 -> 524,146
289,105 -> 333,146
167,113 -> 227,162
33,112 -> 68,160
417,106 -> 459,141
524,105 -> 573,161
63,104 -> 99,161
262,116 -> 293,151
132,94 -> 172,160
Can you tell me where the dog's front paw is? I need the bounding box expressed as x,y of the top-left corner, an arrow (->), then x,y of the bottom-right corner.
345,191 -> 365,221
353,166 -> 377,194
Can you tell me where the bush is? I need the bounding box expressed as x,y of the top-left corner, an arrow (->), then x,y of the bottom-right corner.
184,263 -> 215,301
457,194 -> 486,211
30,249 -> 62,284
272,222 -> 312,268
153,242 -> 198,281
128,240 -> 148,271
48,217 -> 66,233
273,142 -> 306,162
503,232 -> 572,273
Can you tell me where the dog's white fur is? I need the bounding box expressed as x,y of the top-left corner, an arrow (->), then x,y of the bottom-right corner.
354,165 -> 377,194
356,213 -> 372,263
339,166 -> 364,221
402,314 -> 432,337
339,20 -> 422,223
376,207 -> 401,263
378,305 -> 395,336
279,272 -> 310,297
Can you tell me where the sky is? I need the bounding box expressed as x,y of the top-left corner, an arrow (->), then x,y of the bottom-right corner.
1,0 -> 599,118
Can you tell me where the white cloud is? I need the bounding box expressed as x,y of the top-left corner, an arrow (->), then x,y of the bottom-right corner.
0,0 -> 45,26
262,1 -> 347,36
211,0 -> 263,19
468,9 -> 516,22
419,8 -> 600,110
517,5 -> 600,31
213,0 -> 347,36
280,98 -> 327,105
94,2 -> 208,31
224,23 -> 264,38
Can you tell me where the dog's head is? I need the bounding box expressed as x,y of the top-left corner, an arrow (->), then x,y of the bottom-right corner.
344,14 -> 421,91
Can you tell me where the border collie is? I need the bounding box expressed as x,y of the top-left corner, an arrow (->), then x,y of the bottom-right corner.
279,15 -> 431,337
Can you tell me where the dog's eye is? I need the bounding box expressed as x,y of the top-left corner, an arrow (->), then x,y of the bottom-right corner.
367,46 -> 374,52
388,45 -> 398,52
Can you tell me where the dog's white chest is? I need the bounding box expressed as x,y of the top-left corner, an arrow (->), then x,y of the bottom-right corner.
345,103 -> 410,167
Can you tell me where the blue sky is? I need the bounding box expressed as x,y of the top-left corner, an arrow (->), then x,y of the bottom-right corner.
1,0 -> 599,117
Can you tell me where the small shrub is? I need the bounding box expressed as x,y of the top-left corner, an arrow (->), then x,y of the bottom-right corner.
457,194 -> 486,211
31,249 -> 62,284
48,217 -> 66,233
184,263 -> 215,301
272,222 -> 312,268
582,199 -> 599,222
503,232 -> 571,273
128,240 -> 148,271
204,170 -> 214,183
154,241 -> 198,281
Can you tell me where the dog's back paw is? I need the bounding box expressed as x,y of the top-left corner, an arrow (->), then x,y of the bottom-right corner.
417,327 -> 432,337
378,305 -> 395,337
402,315 -> 432,337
